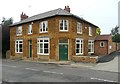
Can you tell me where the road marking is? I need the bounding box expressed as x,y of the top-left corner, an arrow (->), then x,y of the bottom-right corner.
3,65 -> 16,68
25,68 -> 39,71
43,70 -> 63,75
90,77 -> 117,82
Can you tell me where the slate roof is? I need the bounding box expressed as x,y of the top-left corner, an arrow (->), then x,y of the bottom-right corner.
95,35 -> 111,41
10,8 -> 98,27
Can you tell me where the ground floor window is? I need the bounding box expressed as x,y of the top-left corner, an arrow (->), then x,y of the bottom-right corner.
37,38 -> 49,55
15,40 -> 23,53
88,40 -> 94,53
76,38 -> 84,55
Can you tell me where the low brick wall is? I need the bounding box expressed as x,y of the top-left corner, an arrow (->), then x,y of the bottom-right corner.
72,56 -> 98,63
37,55 -> 49,61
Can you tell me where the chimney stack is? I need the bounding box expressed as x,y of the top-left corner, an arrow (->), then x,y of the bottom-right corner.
64,5 -> 70,12
20,12 -> 28,21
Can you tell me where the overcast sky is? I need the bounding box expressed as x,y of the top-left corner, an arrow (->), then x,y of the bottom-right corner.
0,0 -> 119,34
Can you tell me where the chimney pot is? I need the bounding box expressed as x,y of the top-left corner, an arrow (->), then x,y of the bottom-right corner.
64,5 -> 70,12
20,12 -> 28,21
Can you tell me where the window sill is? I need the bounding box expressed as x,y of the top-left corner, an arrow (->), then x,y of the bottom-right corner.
88,52 -> 94,54
40,32 -> 48,33
16,34 -> 22,36
28,33 -> 32,35
76,53 -> 83,55
89,35 -> 92,36
77,32 -> 82,34
15,52 -> 23,54
59,30 -> 69,32
37,53 -> 49,55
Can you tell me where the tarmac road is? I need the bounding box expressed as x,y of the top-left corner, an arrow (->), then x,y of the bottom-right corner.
2,59 -> 119,83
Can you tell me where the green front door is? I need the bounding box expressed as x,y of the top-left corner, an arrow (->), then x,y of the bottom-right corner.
59,44 -> 68,61
29,40 -> 32,58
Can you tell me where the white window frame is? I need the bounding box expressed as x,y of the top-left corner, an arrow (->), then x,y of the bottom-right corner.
40,21 -> 48,33
28,23 -> 32,34
76,38 -> 84,55
59,19 -> 68,31
37,38 -> 50,55
15,40 -> 23,53
100,41 -> 105,47
89,26 -> 92,36
88,40 -> 94,53
16,26 -> 22,36
77,22 -> 82,34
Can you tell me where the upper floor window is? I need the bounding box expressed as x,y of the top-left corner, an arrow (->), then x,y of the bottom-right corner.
77,22 -> 82,34
28,23 -> 32,34
16,26 -> 22,36
89,26 -> 92,36
15,40 -> 23,53
59,19 -> 68,31
40,21 -> 48,33
100,42 -> 105,47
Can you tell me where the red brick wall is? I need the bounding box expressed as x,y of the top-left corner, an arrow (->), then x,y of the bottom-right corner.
94,38 -> 117,56
94,41 -> 108,56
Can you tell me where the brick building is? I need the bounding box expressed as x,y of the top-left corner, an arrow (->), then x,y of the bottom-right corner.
9,6 -> 99,62
94,35 -> 117,56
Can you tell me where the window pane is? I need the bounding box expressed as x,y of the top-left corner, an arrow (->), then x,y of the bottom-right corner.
40,28 -> 42,32
44,49 -> 48,53
65,26 -> 67,30
44,43 -> 48,48
64,20 -> 68,30
19,44 -> 22,48
43,22 -> 45,31
40,40 -> 43,42
40,44 -> 43,48
17,26 -> 22,35
60,26 -> 63,30
19,41 -> 23,43
19,48 -> 22,52
16,44 -> 18,52
76,40 -> 80,42
76,49 -> 79,53
46,21 -> 48,31
28,24 -> 32,33
81,49 -> 83,53
40,22 -> 42,32
17,49 -> 18,52
40,49 -> 43,53
60,20 -> 63,30
77,44 -> 79,48
44,40 -> 48,42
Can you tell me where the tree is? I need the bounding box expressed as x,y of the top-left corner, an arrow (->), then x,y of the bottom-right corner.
112,34 -> 120,43
111,26 -> 119,36
96,28 -> 101,35
111,26 -> 120,50
1,17 -> 13,25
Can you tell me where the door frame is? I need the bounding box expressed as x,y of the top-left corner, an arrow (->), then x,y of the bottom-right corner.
28,40 -> 32,58
58,39 -> 69,61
